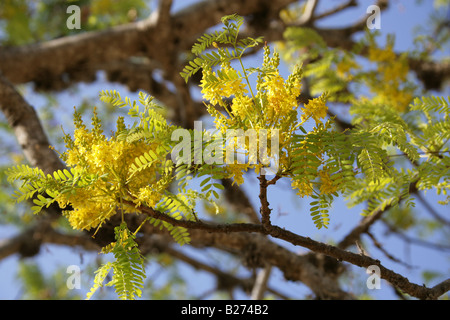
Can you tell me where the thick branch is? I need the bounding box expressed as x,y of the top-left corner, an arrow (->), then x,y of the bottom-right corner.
97,211 -> 353,299
0,220 -> 99,260
0,73 -> 65,174
250,265 -> 272,299
297,0 -> 319,25
1,0 -> 446,93
130,200 -> 449,300
0,0 -> 298,87
184,227 -> 353,299
139,234 -> 288,299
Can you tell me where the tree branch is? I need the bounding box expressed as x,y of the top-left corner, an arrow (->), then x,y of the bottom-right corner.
0,220 -> 99,260
0,73 -> 65,174
258,175 -> 273,232
139,234 -> 287,299
1,0 -> 446,93
250,264 -> 272,299
297,0 -> 319,25
313,0 -> 357,20
128,199 -> 449,300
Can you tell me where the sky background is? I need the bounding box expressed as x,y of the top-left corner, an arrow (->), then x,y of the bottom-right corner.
0,0 -> 449,300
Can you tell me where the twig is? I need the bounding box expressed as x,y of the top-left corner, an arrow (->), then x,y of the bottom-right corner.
415,191 -> 450,227
383,220 -> 450,251
313,0 -> 357,20
366,231 -> 416,269
251,264 -> 272,300
297,0 -> 319,25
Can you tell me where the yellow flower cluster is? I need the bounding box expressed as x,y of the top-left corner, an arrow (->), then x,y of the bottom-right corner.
368,44 -> 413,112
291,179 -> 313,198
200,50 -> 306,132
368,46 -> 396,63
261,71 -> 301,121
199,46 -> 330,182
290,167 -> 339,198
231,94 -> 253,120
225,162 -> 250,186
135,185 -> 163,208
336,56 -> 360,80
200,65 -> 248,107
58,112 -> 167,231
301,95 -> 328,125
318,169 -> 338,195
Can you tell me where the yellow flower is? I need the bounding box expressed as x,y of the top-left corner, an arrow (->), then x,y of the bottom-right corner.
368,45 -> 396,63
59,188 -> 117,230
336,57 -> 360,80
301,95 -> 328,124
200,65 -> 248,106
366,43 -> 413,112
261,72 -> 300,120
291,179 -> 313,198
371,82 -> 413,112
380,61 -> 409,82
225,163 -> 250,185
318,169 -> 338,195
231,94 -> 253,119
135,186 -> 163,208
60,116 -> 167,231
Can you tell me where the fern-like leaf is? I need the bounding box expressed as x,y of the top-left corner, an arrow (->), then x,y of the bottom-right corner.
127,150 -> 158,182
309,194 -> 333,229
180,14 -> 263,83
86,223 -> 146,300
409,95 -> 449,115
85,262 -> 114,300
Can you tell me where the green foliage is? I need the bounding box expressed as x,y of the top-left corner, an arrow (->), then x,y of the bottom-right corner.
283,27 -> 327,57
180,14 -> 263,82
7,165 -> 102,214
282,27 -> 350,100
86,223 -> 146,300
279,27 -> 450,222
153,192 -> 196,246
342,97 -> 450,215
354,131 -> 391,182
309,193 -> 333,229
128,150 -> 159,181
410,96 -> 450,115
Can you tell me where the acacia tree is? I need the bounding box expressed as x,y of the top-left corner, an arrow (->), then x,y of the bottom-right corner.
0,0 -> 449,300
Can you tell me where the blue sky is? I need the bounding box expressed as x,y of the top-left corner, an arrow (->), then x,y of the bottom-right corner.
0,0 -> 449,300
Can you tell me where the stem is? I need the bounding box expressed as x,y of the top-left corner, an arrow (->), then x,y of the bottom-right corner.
133,216 -> 150,235
238,57 -> 256,102
258,174 -> 275,233
236,51 -> 261,124
119,194 -> 124,223
250,264 -> 272,300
